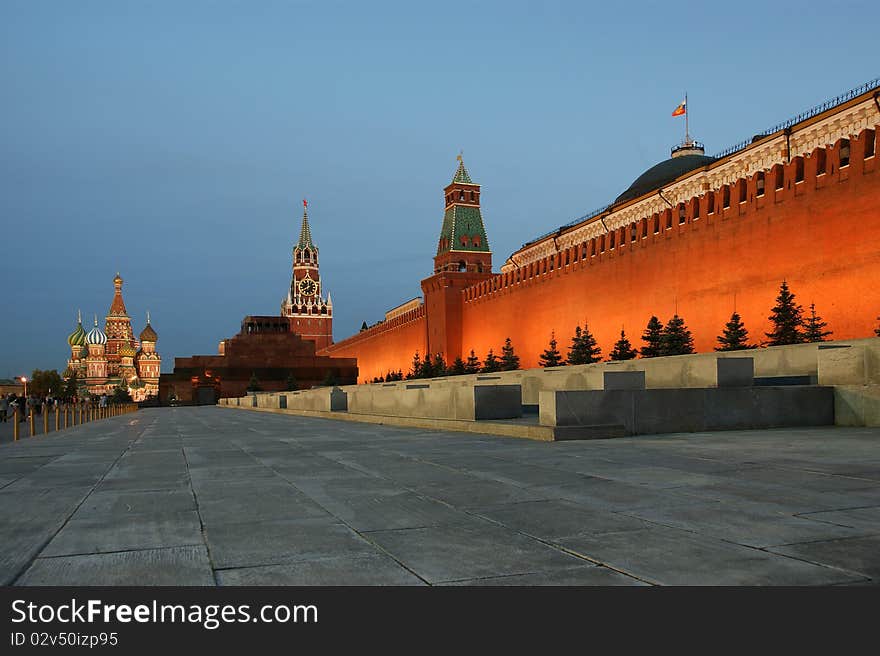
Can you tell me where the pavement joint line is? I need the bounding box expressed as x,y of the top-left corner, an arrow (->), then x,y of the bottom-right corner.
8,414 -> 154,585
32,543 -> 207,561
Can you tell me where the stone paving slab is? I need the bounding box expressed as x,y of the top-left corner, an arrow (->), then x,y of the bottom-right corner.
1,407 -> 879,586
797,506 -> 880,531
364,520 -> 589,584
470,499 -> 651,540
17,546 -> 215,586
768,535 -> 880,580
205,518 -> 376,569
441,565 -> 647,586
41,511 -> 204,557
559,526 -> 868,585
620,501 -> 869,548
216,554 -> 426,586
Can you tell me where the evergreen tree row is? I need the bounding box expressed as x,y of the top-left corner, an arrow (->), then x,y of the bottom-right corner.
371,281 -> 877,382
395,338 -> 523,381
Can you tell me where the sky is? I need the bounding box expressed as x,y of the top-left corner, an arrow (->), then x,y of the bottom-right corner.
1,0 -> 877,377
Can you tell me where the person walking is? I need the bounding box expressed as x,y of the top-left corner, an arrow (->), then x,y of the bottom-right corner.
0,395 -> 8,422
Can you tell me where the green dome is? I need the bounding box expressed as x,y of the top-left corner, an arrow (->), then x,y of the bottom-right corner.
67,316 -> 86,347
614,153 -> 715,206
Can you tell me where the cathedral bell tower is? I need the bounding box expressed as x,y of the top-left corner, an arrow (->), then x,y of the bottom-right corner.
281,199 -> 333,350
421,155 -> 493,361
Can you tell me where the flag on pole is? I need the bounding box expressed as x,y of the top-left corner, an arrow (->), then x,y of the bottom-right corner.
672,99 -> 687,117
303,199 -> 308,209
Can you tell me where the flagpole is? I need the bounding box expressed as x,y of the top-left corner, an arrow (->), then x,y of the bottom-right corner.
685,92 -> 689,145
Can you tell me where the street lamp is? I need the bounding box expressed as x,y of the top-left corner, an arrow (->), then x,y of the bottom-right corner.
20,376 -> 27,398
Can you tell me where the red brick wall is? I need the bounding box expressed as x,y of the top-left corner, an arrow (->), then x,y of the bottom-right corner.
325,127 -> 879,379
319,306 -> 427,383
460,129 -> 879,368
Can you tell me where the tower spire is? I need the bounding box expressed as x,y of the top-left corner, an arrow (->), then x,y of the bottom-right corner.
298,198 -> 314,249
452,153 -> 473,184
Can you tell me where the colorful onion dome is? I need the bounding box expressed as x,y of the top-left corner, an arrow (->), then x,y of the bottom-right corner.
86,315 -> 107,345
118,343 -> 136,358
139,311 -> 158,342
67,310 -> 86,347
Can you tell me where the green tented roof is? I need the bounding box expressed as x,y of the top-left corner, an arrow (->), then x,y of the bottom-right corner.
452,158 -> 473,184
297,208 -> 314,249
437,205 -> 490,254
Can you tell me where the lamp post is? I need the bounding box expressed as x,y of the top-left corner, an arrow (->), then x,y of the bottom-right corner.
20,376 -> 28,398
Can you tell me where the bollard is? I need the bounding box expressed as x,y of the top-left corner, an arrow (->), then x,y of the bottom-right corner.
29,410 -> 35,437
55,407 -> 60,432
13,410 -> 19,441
44,410 -> 49,435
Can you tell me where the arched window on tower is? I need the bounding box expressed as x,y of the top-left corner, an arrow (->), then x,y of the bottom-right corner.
321,305 -> 327,314
756,172 -> 765,196
473,235 -> 481,247
678,203 -> 686,224
459,191 -> 465,201
458,261 -> 467,272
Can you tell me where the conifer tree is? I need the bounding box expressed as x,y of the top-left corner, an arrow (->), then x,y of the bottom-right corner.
659,314 -> 695,356
538,332 -> 565,368
420,355 -> 435,379
482,349 -> 502,373
410,351 -> 423,379
500,337 -> 521,371
609,329 -> 638,361
396,369 -> 404,381
464,350 -> 482,374
321,371 -> 338,387
449,357 -> 466,376
640,316 -> 664,358
766,280 -> 805,346
803,303 -> 832,342
432,353 -> 447,377
715,312 -> 754,351
567,323 -> 602,365
246,372 -> 262,392
875,317 -> 880,337
285,372 -> 298,391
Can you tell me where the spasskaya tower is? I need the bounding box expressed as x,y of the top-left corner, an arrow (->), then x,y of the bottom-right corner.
281,199 -> 333,350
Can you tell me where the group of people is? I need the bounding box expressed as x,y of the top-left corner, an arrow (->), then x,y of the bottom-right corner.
0,393 -> 109,422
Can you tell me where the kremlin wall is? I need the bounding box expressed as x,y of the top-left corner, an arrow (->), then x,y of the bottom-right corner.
319,80 -> 880,384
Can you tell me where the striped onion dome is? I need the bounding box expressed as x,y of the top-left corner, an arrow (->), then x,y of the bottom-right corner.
67,311 -> 86,347
86,316 -> 107,345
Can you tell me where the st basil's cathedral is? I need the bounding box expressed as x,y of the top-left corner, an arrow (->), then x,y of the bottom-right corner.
64,273 -> 161,401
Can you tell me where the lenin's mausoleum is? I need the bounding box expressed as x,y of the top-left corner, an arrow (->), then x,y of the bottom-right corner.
319,80 -> 880,383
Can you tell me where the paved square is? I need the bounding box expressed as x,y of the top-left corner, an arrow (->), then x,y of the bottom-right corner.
1,407 -> 878,585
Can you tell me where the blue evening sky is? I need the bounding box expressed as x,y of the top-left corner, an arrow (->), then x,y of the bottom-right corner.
1,0 -> 876,376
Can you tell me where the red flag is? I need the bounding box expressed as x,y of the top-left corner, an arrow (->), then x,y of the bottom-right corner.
303,199 -> 308,209
672,99 -> 687,117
